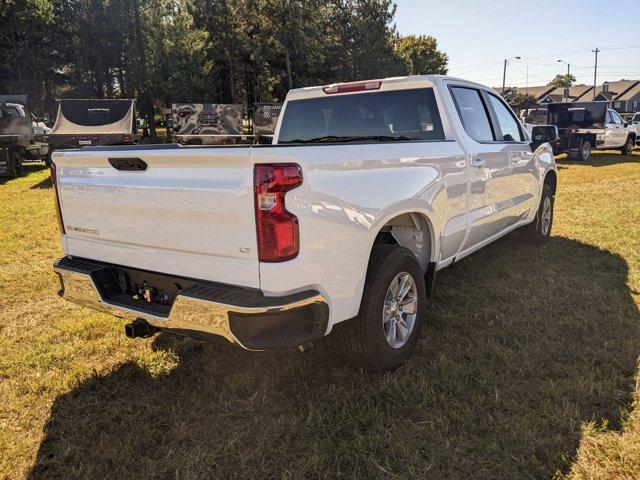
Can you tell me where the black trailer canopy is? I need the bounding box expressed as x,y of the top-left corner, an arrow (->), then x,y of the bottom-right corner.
547,102 -> 607,130
50,99 -> 136,135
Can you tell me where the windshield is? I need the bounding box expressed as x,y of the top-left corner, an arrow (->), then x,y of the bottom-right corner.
278,88 -> 445,144
632,113 -> 640,123
4,106 -> 22,118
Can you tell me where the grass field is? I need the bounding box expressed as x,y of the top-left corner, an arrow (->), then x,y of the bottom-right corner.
1,151 -> 639,479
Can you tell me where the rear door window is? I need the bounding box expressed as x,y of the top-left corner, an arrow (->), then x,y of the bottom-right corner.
486,93 -> 524,141
278,88 -> 445,143
610,110 -> 623,125
450,87 -> 494,142
606,111 -> 613,124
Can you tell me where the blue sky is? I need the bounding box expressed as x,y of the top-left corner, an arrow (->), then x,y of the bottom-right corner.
394,0 -> 640,88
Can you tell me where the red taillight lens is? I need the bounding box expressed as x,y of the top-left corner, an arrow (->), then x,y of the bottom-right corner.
92,135 -> 100,141
123,133 -> 131,143
322,80 -> 382,94
254,164 -> 302,262
50,162 -> 65,234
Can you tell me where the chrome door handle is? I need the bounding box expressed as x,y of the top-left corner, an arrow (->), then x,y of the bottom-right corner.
472,158 -> 486,168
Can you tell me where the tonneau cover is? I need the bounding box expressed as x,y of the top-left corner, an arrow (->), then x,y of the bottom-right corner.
50,99 -> 135,135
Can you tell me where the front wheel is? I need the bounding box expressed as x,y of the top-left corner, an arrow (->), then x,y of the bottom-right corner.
521,183 -> 554,243
578,140 -> 591,161
621,136 -> 635,156
6,151 -> 22,178
335,244 -> 426,372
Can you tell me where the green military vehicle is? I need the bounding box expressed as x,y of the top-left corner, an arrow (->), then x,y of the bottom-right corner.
0,95 -> 50,177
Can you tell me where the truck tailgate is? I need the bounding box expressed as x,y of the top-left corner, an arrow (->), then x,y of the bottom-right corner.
54,146 -> 260,289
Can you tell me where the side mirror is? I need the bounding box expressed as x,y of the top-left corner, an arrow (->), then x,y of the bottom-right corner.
43,113 -> 51,125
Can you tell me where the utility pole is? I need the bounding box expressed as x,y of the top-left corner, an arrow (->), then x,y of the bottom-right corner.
557,60 -> 571,102
502,56 -> 521,95
502,59 -> 507,94
592,47 -> 600,100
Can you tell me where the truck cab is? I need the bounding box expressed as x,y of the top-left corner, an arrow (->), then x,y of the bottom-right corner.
627,111 -> 640,145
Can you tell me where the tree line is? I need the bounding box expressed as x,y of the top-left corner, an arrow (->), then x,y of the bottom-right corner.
0,0 -> 448,139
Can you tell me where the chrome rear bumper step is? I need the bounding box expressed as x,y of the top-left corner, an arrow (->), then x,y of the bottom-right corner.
54,256 -> 329,350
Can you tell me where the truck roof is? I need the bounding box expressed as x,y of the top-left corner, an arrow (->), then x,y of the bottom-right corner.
285,75 -> 490,101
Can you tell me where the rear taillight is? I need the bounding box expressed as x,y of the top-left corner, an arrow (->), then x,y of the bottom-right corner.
50,163 -> 65,234
254,164 -> 302,262
92,135 -> 100,141
123,133 -> 131,143
322,80 -> 381,94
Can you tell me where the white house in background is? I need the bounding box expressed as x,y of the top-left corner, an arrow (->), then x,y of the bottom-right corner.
572,80 -> 640,113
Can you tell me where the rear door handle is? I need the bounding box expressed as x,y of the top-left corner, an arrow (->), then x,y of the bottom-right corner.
472,158 -> 486,168
108,157 -> 147,171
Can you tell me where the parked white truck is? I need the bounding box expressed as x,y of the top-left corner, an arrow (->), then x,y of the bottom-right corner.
544,102 -> 636,161
52,75 -> 557,371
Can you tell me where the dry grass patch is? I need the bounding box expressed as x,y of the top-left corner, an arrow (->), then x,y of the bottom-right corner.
0,153 -> 639,479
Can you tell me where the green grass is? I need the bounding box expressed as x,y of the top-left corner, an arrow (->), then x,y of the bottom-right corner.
1,152 -> 639,479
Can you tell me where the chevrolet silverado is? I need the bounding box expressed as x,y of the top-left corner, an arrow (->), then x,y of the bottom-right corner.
52,75 -> 557,372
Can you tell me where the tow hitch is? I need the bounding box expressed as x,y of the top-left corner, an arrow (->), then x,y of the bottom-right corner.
124,319 -> 160,339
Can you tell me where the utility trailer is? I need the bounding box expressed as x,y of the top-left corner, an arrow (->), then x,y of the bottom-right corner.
46,99 -> 138,159
546,102 -> 636,160
171,102 -> 283,145
171,103 -> 248,145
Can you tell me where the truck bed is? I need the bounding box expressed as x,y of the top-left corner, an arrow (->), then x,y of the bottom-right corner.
0,134 -> 20,145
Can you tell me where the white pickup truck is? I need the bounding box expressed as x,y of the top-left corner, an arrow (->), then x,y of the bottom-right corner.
52,75 -> 557,371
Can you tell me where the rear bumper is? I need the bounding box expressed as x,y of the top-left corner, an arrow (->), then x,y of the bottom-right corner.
53,256 -> 329,350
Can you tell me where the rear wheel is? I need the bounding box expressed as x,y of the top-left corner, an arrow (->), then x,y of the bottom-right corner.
335,244 -> 426,372
5,151 -> 22,178
578,140 -> 591,161
621,136 -> 635,156
14,151 -> 24,176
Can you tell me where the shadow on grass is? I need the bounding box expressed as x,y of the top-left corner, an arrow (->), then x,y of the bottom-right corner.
0,162 -> 49,186
28,234 -> 640,479
556,149 -> 639,167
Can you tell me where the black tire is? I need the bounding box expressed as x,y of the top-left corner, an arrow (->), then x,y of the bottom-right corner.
578,140 -> 591,161
335,244 -> 426,372
44,148 -> 55,167
6,151 -> 21,178
521,183 -> 554,243
621,136 -> 635,156
14,151 -> 24,176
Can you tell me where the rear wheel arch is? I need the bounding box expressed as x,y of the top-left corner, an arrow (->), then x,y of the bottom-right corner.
544,169 -> 557,196
370,211 -> 434,275
621,133 -> 635,155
